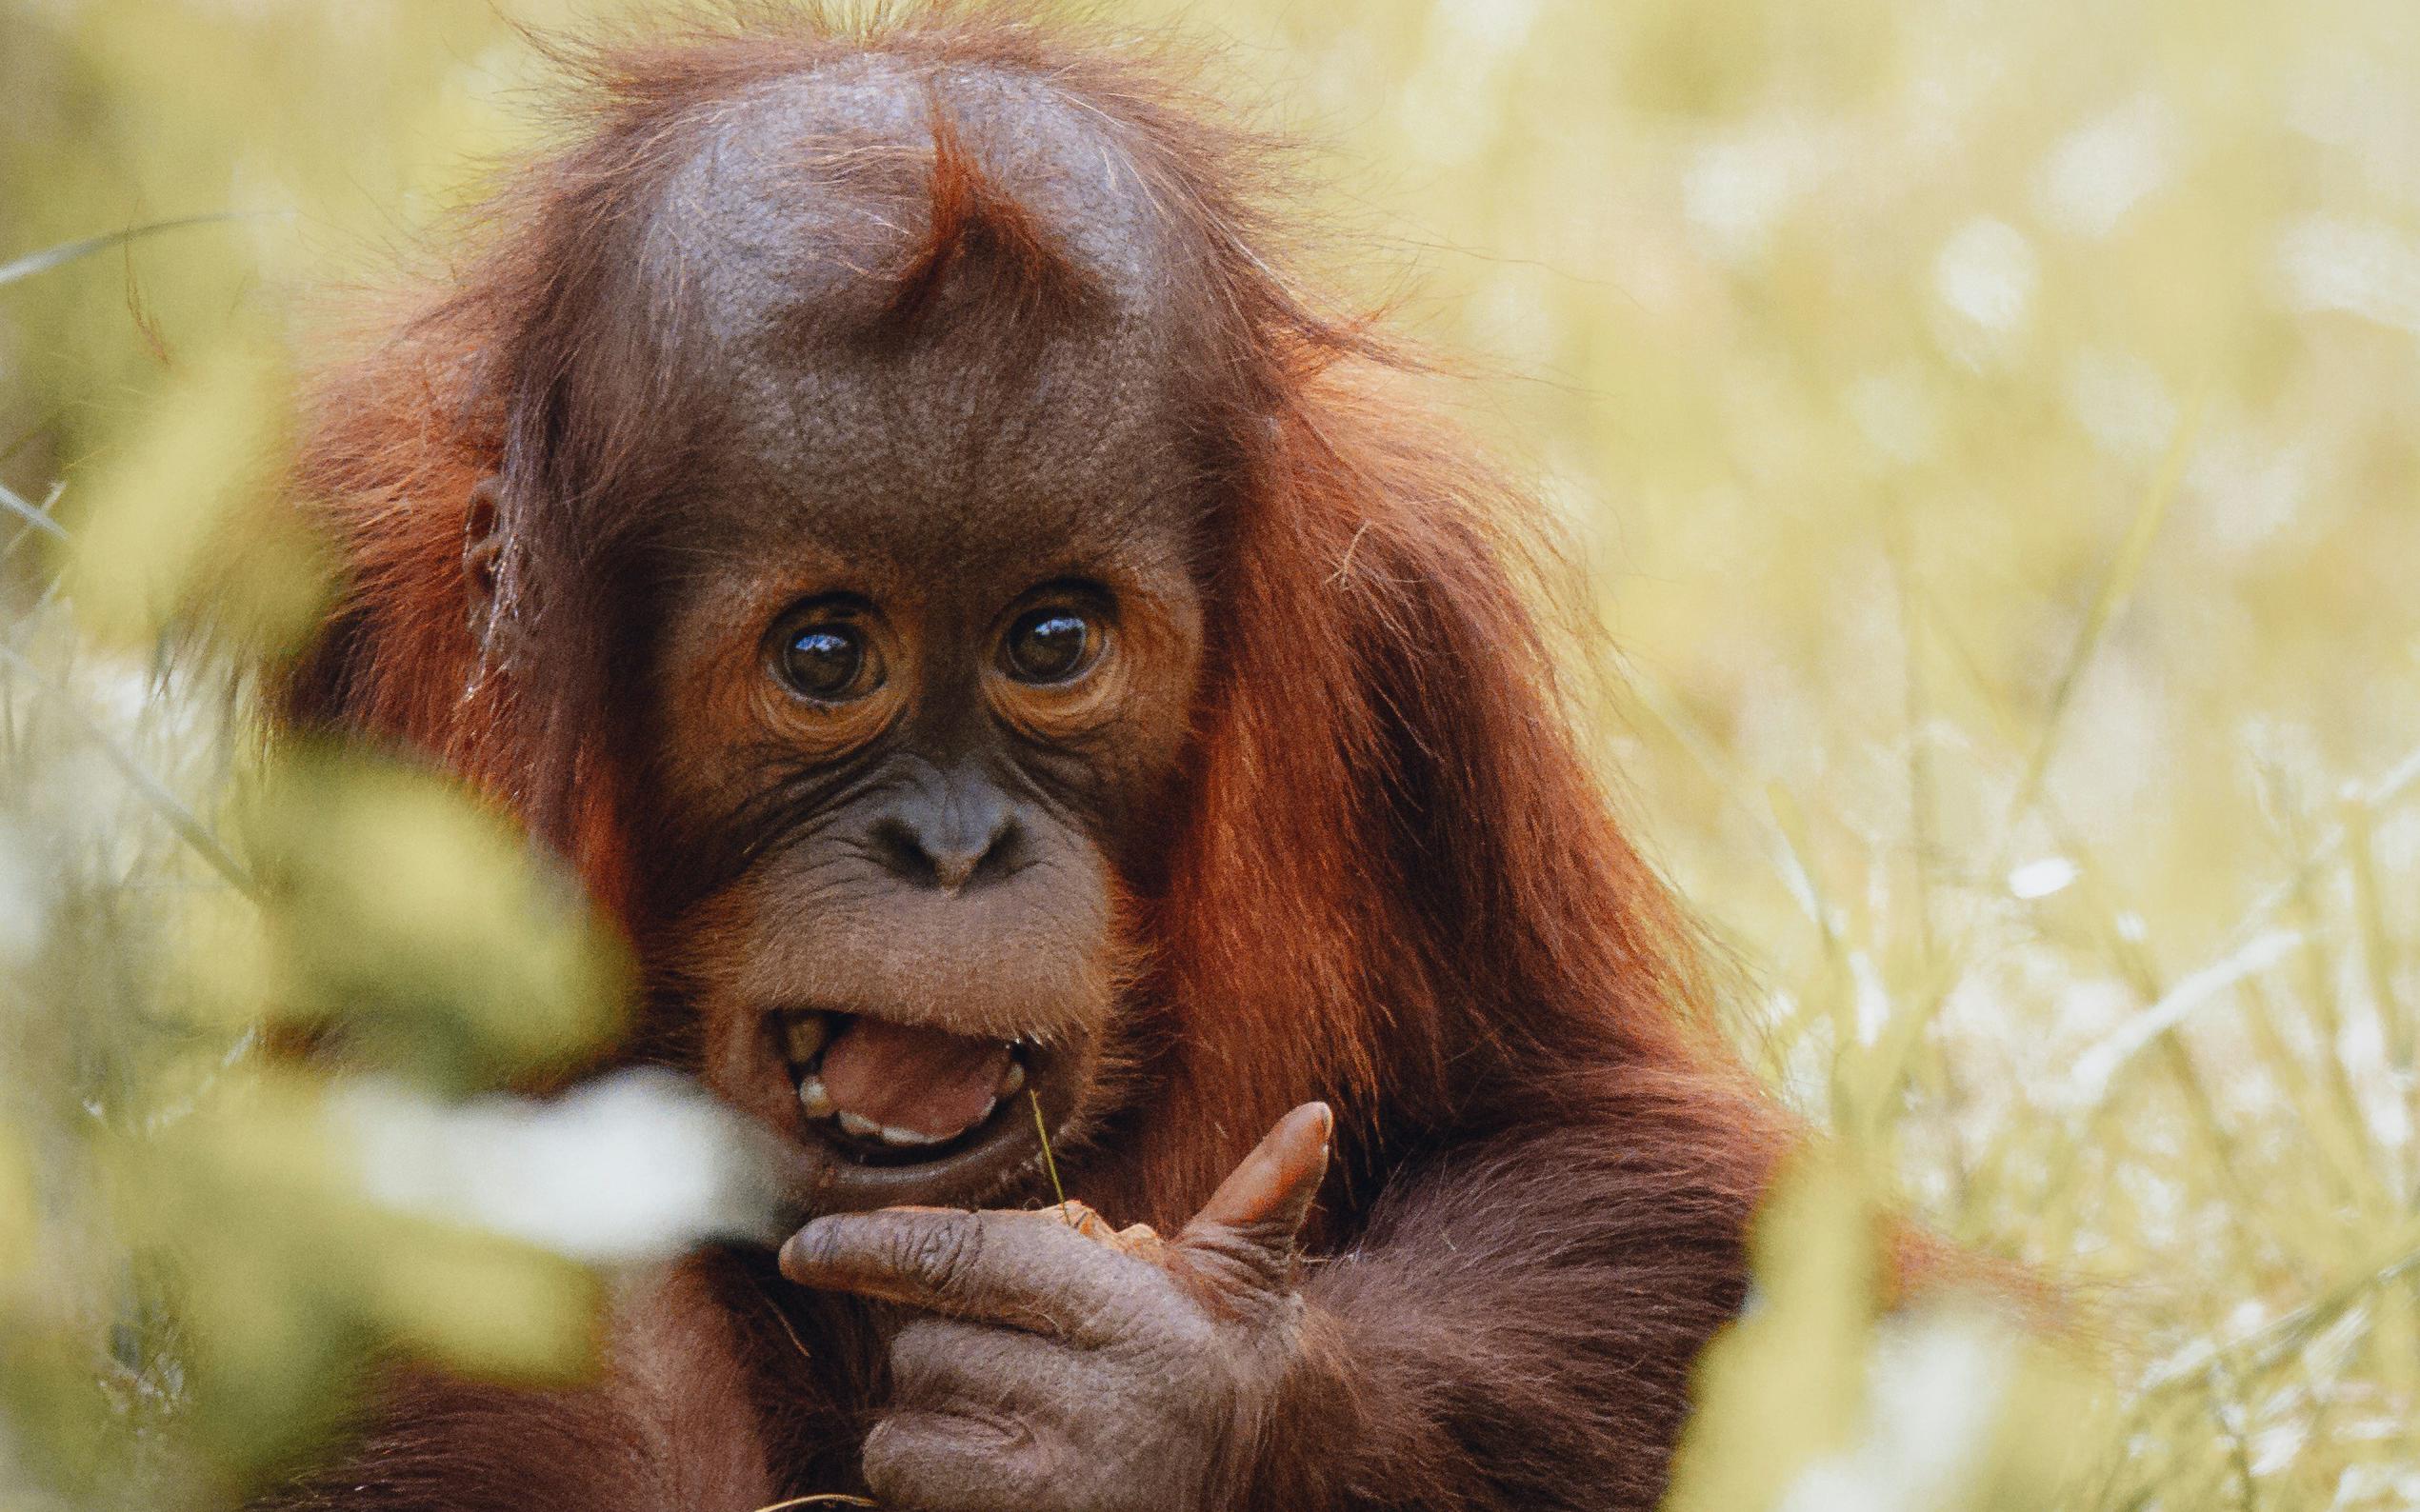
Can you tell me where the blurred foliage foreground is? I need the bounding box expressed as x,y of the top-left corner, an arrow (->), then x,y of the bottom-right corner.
5,0 -> 2420,1509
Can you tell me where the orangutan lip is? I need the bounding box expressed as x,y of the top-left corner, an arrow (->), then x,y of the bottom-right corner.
751,1006 -> 1089,1218
779,1009 -> 1032,1168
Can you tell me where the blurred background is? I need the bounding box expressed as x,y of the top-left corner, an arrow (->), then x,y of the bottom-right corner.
2,1 -> 2416,1507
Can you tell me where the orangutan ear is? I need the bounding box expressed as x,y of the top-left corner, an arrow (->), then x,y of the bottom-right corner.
464,474 -> 506,647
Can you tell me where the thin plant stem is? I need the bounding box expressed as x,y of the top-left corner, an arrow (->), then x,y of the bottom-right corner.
1030,1088 -> 1068,1212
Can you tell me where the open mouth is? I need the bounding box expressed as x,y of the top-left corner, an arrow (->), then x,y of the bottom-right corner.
780,1009 -> 1035,1167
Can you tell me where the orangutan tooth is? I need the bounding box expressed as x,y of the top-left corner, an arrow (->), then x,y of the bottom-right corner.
782,1013 -> 830,1065
876,1124 -> 946,1148
798,1077 -> 834,1119
836,1110 -> 883,1140
995,1059 -> 1026,1098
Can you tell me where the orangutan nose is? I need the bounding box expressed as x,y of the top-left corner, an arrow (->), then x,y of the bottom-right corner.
869,781 -> 1020,892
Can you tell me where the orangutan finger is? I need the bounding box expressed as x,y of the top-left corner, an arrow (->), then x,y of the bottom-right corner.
779,1206 -> 1138,1340
1175,1103 -> 1345,1286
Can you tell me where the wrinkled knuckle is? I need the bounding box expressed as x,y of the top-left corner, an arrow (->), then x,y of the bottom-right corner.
1185,1227 -> 1293,1296
904,1213 -> 983,1293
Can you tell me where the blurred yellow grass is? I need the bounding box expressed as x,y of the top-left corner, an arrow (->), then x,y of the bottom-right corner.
3,0 -> 2417,1506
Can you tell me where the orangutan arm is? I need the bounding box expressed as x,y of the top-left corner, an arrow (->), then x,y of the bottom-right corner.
1256,1108 -> 1767,1512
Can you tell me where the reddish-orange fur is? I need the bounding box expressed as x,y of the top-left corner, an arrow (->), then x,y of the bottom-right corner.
274,6 -> 1814,1508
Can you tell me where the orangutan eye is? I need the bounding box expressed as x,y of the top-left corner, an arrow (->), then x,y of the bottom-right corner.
771,612 -> 884,703
1001,607 -> 1099,685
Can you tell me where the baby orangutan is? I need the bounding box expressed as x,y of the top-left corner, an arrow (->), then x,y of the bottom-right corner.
273,7 -> 1818,1509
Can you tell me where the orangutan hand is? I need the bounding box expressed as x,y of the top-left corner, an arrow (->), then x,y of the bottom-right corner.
778,1103 -> 1334,1512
